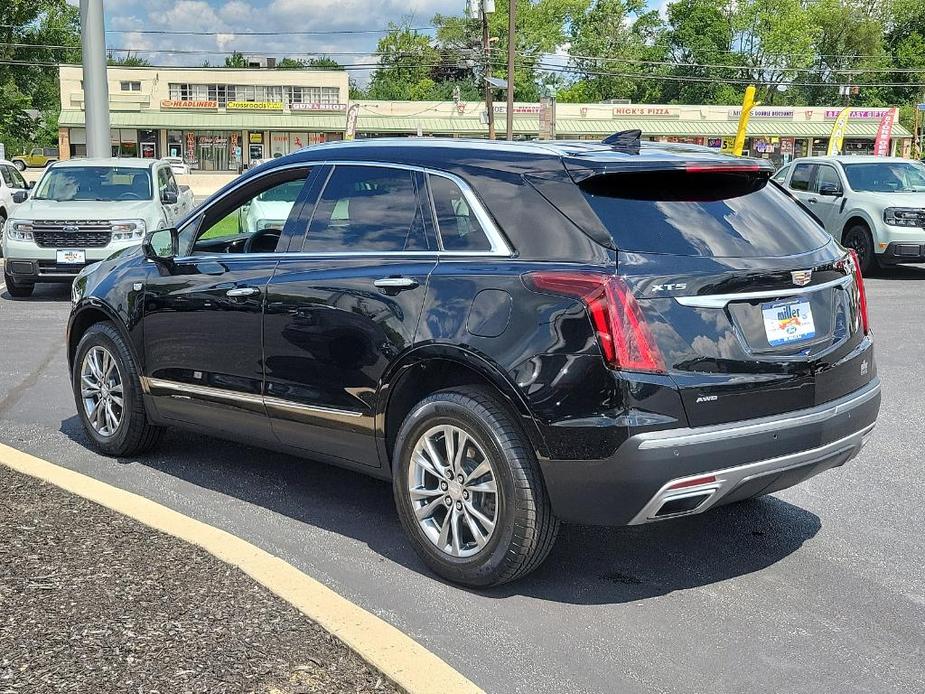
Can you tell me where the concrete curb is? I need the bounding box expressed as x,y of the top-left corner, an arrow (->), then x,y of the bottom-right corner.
0,442 -> 483,694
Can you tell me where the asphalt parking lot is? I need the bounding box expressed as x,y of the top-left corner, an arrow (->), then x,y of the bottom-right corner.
0,261 -> 923,694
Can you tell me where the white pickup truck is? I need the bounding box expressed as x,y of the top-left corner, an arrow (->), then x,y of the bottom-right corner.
2,158 -> 194,297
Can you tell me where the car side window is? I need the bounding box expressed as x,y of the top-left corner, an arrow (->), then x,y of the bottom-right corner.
4,164 -> 27,189
157,167 -> 179,198
184,168 -> 310,255
428,174 -> 492,252
771,165 -> 790,184
789,164 -> 814,192
301,165 -> 429,253
814,165 -> 842,194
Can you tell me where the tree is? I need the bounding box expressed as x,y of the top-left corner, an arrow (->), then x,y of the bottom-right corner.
108,53 -> 152,67
0,0 -> 80,151
224,51 -> 247,68
565,0 -> 665,103
365,23 -> 440,100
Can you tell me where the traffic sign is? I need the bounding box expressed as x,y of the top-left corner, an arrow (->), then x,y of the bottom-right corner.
918,103 -> 925,111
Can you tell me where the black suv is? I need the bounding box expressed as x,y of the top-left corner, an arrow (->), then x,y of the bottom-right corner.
68,138 -> 880,587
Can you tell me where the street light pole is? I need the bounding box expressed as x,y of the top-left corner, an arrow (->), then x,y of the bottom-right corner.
80,0 -> 111,158
505,0 -> 516,140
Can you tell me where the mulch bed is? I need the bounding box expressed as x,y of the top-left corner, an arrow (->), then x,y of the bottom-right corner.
0,465 -> 399,694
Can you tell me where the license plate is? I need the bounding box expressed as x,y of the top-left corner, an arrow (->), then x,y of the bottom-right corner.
762,298 -> 816,346
56,249 -> 85,264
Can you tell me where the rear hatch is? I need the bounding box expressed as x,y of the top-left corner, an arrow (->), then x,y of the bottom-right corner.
574,162 -> 873,427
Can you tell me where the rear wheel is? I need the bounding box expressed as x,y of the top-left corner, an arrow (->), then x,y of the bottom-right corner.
72,322 -> 162,456
393,387 -> 559,587
842,223 -> 879,275
4,272 -> 34,298
13,160 -> 25,172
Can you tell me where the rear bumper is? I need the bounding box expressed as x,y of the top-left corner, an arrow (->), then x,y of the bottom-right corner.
539,377 -> 881,526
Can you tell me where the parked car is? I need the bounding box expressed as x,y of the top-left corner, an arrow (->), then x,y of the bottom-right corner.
67,138 -> 880,587
3,158 -> 195,297
0,158 -> 32,235
11,146 -> 58,170
164,156 -> 191,176
773,155 -> 925,273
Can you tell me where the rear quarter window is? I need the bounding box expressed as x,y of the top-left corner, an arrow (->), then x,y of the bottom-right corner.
580,170 -> 830,258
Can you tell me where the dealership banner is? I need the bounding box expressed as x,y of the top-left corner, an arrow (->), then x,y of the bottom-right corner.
827,108 -> 851,155
873,109 -> 896,156
344,104 -> 359,141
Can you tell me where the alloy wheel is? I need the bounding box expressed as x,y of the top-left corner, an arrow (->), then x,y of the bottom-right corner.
80,346 -> 124,437
407,424 -> 499,558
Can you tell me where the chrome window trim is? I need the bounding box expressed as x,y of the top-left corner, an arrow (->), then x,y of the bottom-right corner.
174,159 -> 513,262
674,274 -> 851,309
141,377 -> 364,418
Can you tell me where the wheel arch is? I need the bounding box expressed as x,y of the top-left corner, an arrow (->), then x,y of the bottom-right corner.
841,211 -> 877,245
376,345 -> 549,475
67,300 -> 142,375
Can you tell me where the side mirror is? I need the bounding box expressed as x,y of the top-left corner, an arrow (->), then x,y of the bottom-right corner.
11,190 -> 28,204
142,228 -> 178,262
27,181 -> 35,189
161,189 -> 179,205
819,183 -> 842,197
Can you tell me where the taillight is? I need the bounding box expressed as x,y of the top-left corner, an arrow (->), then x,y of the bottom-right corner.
524,271 -> 666,373
847,249 -> 870,335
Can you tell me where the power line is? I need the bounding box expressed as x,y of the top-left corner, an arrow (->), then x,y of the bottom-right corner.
0,24 -> 436,36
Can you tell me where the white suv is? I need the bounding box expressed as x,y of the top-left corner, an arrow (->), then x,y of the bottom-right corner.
2,158 -> 194,297
774,156 -> 925,273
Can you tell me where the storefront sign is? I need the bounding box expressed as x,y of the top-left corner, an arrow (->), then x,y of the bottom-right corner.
780,137 -> 795,155
290,103 -> 348,112
494,105 -> 542,114
271,132 -> 289,157
612,106 -> 680,118
729,107 -> 794,119
226,101 -> 284,111
161,99 -> 217,109
249,132 -> 263,144
824,108 -> 891,119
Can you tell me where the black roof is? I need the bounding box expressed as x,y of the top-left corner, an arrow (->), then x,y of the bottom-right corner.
280,137 -> 752,177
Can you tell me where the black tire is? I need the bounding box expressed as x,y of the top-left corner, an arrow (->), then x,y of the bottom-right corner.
72,322 -> 162,456
842,223 -> 880,275
393,386 -> 559,587
4,272 -> 33,298
13,160 -> 25,171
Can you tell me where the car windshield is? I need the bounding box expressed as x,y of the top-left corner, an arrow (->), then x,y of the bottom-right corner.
32,167 -> 152,202
841,161 -> 925,193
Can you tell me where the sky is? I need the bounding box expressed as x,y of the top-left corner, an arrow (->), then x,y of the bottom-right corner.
92,0 -> 660,84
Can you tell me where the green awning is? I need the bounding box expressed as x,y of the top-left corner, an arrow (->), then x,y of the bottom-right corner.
59,109 -> 913,139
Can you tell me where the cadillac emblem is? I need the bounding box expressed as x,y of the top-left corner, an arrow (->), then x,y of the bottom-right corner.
791,269 -> 813,287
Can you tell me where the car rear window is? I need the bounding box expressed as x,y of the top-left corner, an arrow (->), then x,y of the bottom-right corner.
580,170 -> 830,258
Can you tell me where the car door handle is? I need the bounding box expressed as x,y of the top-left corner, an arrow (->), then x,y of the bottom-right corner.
374,277 -> 419,290
226,287 -> 260,297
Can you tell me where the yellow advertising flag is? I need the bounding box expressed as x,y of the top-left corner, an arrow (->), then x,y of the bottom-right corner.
827,108 -> 851,155
733,85 -> 757,157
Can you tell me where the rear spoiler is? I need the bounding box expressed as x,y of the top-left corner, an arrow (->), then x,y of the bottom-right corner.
564,158 -> 776,184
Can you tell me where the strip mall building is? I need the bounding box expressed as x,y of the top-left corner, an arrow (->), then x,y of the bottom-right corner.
57,65 -> 914,170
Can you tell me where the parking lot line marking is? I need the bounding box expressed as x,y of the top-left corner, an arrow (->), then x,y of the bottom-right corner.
0,442 -> 483,694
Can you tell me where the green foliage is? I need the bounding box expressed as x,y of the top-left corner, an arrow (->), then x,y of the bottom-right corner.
224,51 -> 247,68
108,53 -> 153,67
0,0 -> 79,153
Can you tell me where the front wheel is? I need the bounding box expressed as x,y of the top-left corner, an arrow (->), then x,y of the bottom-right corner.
393,387 -> 559,587
842,224 -> 879,275
72,322 -> 162,456
13,160 -> 26,171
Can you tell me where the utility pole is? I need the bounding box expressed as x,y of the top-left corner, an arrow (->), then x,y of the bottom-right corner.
505,0 -> 516,140
80,0 -> 111,157
482,4 -> 495,140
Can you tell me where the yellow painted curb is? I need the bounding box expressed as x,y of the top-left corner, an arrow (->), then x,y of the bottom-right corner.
0,442 -> 483,694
